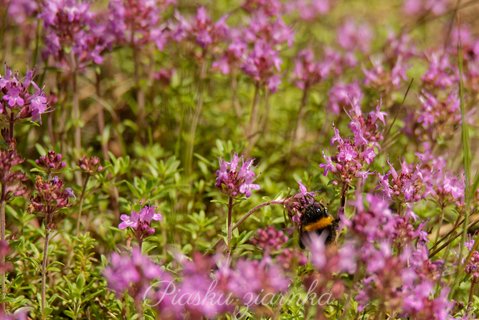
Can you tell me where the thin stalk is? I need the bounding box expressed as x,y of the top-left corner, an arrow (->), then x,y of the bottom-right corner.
0,3 -> 9,62
429,217 -> 479,258
185,57 -> 208,176
75,174 -> 90,235
340,183 -> 348,212
246,83 -> 260,143
430,214 -> 463,252
134,299 -> 144,320
227,197 -> 233,249
41,228 -> 50,320
32,16 -> 42,67
452,15 -> 472,295
231,75 -> 242,119
291,84 -> 309,146
95,73 -> 108,160
8,111 -> 14,144
132,44 -> 145,135
72,67 -> 81,153
467,278 -> 476,314
207,199 -> 285,254
232,200 -> 285,231
71,68 -> 83,186
341,272 -> 360,318
0,182 -> 6,305
433,204 -> 446,246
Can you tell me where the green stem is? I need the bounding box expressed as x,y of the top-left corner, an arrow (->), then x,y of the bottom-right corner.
452,18 -> 472,295
433,204 -> 446,246
134,299 -> 144,320
227,197 -> 233,249
185,57 -> 208,176
75,174 -> 90,235
246,84 -> 260,143
0,182 -> 6,306
291,84 -> 309,146
41,228 -> 50,320
207,199 -> 285,254
232,200 -> 285,231
467,278 -> 476,315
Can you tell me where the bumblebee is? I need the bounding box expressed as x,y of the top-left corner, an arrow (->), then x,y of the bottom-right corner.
299,202 -> 338,248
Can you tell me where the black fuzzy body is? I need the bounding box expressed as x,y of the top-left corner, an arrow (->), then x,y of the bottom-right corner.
299,203 -> 338,248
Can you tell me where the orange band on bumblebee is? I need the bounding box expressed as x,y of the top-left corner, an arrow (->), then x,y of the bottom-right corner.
304,216 -> 333,232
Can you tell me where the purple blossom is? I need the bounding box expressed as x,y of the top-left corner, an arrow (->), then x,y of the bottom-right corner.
284,181 -> 316,224
251,226 -> 288,252
320,104 -> 385,185
212,36 -> 247,74
328,82 -> 362,115
215,154 -> 260,198
176,253 -> 231,318
337,21 -> 372,53
40,0 -> 110,68
0,66 -> 50,125
242,41 -> 282,92
227,257 -> 289,305
293,49 -> 323,89
119,205 -> 162,241
29,175 -> 73,229
242,0 -> 283,16
104,247 -> 167,302
242,11 -> 293,47
6,0 -> 38,25
422,51 -> 457,89
78,155 -> 103,174
36,151 -> 66,172
414,90 -> 460,142
107,0 -> 173,48
465,240 -> 479,279
286,0 -> 333,21
403,0 -> 449,16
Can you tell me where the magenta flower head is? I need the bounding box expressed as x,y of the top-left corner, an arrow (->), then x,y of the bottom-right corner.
77,155 -> 103,175
227,257 -> 290,305
251,226 -> 288,252
0,65 -> 50,132
104,247 -> 168,302
119,205 -> 162,242
35,151 -> 66,173
284,181 -> 315,224
242,41 -> 282,92
215,154 -> 260,198
29,175 -> 73,230
0,149 -> 27,201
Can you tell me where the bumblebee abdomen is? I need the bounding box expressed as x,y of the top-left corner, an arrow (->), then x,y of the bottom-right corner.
299,203 -> 337,248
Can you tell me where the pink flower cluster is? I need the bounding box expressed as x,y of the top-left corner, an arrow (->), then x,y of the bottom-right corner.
304,194 -> 452,319
251,226 -> 288,252
215,154 -> 260,198
103,247 -> 168,301
105,250 -> 290,318
40,0 -> 109,68
378,161 -> 426,204
119,205 -> 162,241
0,66 -> 49,124
320,103 -> 386,184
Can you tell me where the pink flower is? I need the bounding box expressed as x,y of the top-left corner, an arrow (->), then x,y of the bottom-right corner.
119,205 -> 162,240
251,226 -> 289,252
104,247 -> 168,301
242,41 -> 283,92
216,154 -> 260,198
337,21 -> 372,53
328,82 -> 362,115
